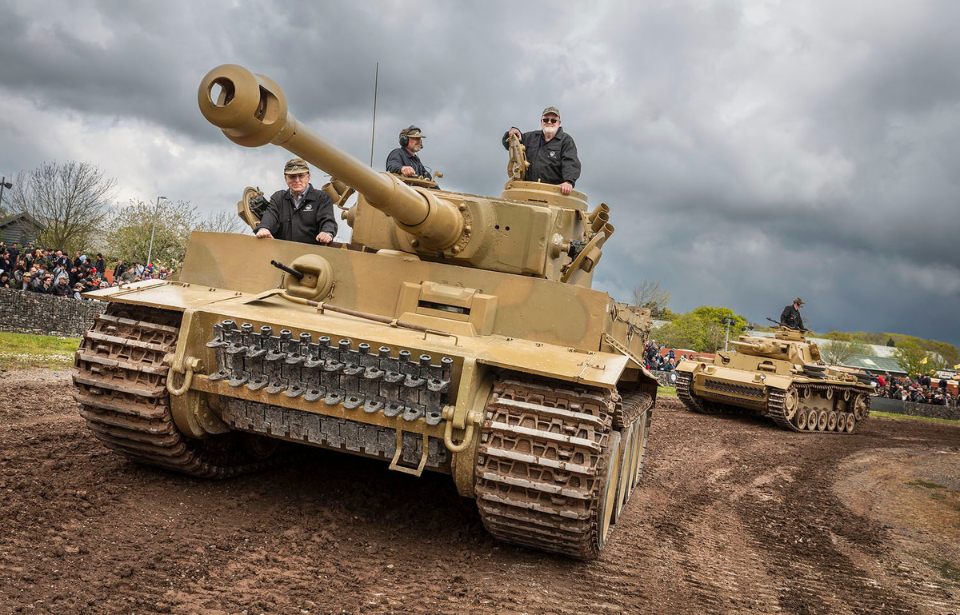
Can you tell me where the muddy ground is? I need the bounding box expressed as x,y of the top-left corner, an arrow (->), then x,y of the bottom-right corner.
1,369 -> 958,615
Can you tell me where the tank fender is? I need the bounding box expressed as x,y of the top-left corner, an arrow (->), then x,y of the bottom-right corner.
477,347 -> 632,390
758,374 -> 793,392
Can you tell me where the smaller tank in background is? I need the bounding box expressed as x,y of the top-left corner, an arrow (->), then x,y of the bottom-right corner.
675,326 -> 875,433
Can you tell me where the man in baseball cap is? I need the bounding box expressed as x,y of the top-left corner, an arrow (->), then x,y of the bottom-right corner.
780,297 -> 805,330
386,126 -> 434,182
254,157 -> 337,245
503,105 -> 581,195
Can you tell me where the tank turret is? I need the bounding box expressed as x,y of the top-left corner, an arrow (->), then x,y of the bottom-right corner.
198,64 -> 612,285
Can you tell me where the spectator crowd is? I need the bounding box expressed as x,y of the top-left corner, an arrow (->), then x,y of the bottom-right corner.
876,373 -> 958,407
644,342 -> 699,372
0,241 -> 172,299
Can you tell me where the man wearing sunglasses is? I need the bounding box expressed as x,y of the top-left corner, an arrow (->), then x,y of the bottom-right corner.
386,126 -> 434,182
255,158 -> 337,245
503,106 -> 581,195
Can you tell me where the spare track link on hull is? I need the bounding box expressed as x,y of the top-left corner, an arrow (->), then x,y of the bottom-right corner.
206,319 -> 453,426
767,384 -> 869,434
74,304 -> 286,478
676,371 -> 722,414
475,378 -> 642,560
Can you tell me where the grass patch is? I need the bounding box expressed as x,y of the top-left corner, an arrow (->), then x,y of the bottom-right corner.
0,331 -> 79,370
905,480 -> 948,490
658,386 -> 677,398
925,557 -> 960,585
871,411 -> 960,425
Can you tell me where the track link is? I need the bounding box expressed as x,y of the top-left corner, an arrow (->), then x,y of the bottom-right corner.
676,371 -> 722,414
475,378 -> 648,559
74,304 -> 286,478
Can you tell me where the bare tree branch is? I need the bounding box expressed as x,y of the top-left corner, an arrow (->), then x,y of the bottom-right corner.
7,161 -> 116,252
631,280 -> 670,314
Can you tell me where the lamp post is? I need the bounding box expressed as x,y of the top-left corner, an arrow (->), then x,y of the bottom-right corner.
722,317 -> 736,351
147,195 -> 167,271
0,176 -> 12,209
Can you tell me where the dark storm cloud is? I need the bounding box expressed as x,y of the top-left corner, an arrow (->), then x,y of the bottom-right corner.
1,0 -> 959,345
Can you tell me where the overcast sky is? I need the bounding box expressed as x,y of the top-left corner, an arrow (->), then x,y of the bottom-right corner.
1,0 -> 958,346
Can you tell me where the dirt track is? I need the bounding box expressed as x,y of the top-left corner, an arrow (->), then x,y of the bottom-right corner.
1,369 -> 959,615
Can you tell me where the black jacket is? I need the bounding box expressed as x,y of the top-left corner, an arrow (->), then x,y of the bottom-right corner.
256,185 -> 337,245
502,127 -> 581,187
386,148 -> 432,181
780,304 -> 804,330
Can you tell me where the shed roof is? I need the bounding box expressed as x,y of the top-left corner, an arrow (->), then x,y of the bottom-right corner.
841,354 -> 906,376
0,212 -> 45,231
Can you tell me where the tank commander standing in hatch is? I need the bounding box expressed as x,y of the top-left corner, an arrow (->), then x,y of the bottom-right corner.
386,126 -> 433,181
780,298 -> 805,330
255,158 -> 337,245
503,106 -> 581,195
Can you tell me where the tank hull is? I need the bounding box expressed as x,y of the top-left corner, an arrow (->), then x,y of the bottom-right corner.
675,357 -> 874,434
74,233 -> 657,559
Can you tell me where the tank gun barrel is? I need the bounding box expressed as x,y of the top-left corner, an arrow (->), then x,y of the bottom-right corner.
198,64 -> 463,249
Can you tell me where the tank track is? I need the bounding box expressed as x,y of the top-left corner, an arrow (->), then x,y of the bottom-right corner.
74,304 -> 287,478
768,384 -> 870,434
474,378 -> 647,559
676,371 -> 722,414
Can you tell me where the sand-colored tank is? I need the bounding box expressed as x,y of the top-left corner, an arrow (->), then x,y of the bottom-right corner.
674,326 -> 875,433
71,64 -> 658,559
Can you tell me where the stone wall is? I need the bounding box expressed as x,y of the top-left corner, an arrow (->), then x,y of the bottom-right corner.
650,370 -> 678,388
0,288 -> 105,338
870,395 -> 960,421
900,400 -> 960,421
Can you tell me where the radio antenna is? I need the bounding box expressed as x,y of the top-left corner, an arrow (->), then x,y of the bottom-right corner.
369,62 -> 379,167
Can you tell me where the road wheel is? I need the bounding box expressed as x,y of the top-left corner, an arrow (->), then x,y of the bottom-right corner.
783,388 -> 799,421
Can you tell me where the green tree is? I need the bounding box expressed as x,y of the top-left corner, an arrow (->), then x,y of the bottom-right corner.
102,199 -> 202,270
653,312 -> 719,352
820,340 -> 874,365
848,340 -> 876,357
652,306 -> 751,352
820,340 -> 857,366
6,161 -> 116,253
691,306 -> 748,333
200,210 -> 247,235
892,339 -> 930,377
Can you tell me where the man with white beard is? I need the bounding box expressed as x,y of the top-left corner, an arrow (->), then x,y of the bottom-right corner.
503,106 -> 581,195
386,126 -> 434,182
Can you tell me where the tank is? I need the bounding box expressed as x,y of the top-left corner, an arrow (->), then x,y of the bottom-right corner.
674,326 -> 875,433
71,64 -> 659,559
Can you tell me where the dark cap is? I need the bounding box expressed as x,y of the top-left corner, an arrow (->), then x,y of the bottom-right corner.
794,297 -> 804,305
284,158 -> 310,175
401,126 -> 425,140
542,106 -> 561,118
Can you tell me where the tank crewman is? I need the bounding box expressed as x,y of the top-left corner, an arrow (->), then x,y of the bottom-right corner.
503,106 -> 581,195
780,298 -> 805,330
386,126 -> 433,181
255,158 -> 337,245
